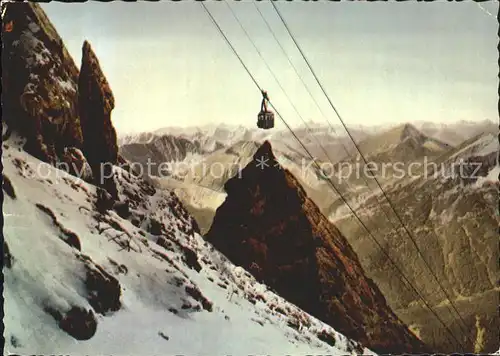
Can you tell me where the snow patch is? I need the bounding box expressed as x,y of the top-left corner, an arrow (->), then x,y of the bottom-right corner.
57,78 -> 77,93
449,133 -> 497,161
28,21 -> 41,33
474,165 -> 500,187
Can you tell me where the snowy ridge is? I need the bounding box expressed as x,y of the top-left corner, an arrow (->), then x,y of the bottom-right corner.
448,133 -> 498,161
3,136 -> 374,355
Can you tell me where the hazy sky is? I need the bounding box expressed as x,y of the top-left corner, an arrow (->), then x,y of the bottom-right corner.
41,1 -> 498,134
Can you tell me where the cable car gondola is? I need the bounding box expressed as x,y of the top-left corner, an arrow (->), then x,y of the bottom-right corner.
257,90 -> 274,130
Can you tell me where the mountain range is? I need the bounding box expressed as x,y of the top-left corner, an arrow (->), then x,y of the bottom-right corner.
0,2 -> 460,355
120,119 -> 499,353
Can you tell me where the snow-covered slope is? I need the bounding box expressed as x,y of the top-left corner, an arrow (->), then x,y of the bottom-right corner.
3,136 -> 374,355
447,132 -> 497,161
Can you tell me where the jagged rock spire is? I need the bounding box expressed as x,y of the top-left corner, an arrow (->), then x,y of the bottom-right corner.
206,141 -> 428,354
78,40 -> 119,197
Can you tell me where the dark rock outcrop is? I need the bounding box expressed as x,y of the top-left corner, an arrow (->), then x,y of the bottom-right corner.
205,141 -> 428,354
60,307 -> 97,340
78,41 -> 119,198
2,2 -> 82,163
60,147 -> 93,182
4,241 -> 14,269
2,174 -> 16,199
113,200 -> 131,219
146,217 -> 165,236
78,254 -> 122,315
94,187 -> 115,214
184,285 -> 213,312
47,306 -> 97,341
35,203 -> 82,251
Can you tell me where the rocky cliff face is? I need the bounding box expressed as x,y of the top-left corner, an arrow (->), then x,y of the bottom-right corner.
205,141 -> 428,354
2,2 -> 82,162
2,2 -> 119,196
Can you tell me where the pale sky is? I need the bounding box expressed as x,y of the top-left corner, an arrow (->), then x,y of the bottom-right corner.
41,1 -> 498,134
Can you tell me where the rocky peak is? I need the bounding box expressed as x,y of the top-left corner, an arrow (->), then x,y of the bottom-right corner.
78,40 -> 119,196
80,41 -> 115,115
206,141 -> 428,354
254,140 -> 274,158
400,123 -> 420,137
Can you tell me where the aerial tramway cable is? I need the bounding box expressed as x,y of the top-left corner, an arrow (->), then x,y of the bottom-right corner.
252,0 -> 405,244
224,1 -> 345,179
251,5 -> 471,347
269,0 -> 473,345
229,1 -> 413,300
200,1 -> 466,350
260,0 -> 472,343
252,2 -> 358,144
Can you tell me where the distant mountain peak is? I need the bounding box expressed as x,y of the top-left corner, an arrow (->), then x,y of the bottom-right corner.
401,123 -> 420,136
386,123 -> 425,144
